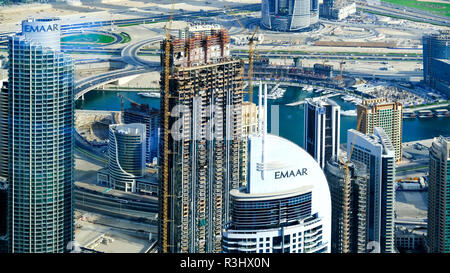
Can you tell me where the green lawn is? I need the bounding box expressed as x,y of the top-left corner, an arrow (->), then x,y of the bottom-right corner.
381,0 -> 450,17
61,33 -> 115,44
119,32 -> 131,44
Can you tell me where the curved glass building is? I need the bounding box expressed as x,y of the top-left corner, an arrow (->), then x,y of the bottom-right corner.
108,124 -> 146,192
7,18 -> 75,253
261,0 -> 319,32
223,134 -> 331,253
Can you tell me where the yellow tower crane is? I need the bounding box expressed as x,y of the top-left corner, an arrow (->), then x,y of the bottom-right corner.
161,0 -> 175,254
228,7 -> 259,103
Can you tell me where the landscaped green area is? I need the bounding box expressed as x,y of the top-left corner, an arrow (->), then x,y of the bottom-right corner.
61,33 -> 115,44
118,20 -> 167,27
381,0 -> 450,18
119,32 -> 131,44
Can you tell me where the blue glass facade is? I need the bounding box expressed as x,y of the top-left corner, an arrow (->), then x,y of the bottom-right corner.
262,0 -> 319,32
108,124 -> 146,192
428,137 -> 450,253
423,31 -> 450,97
6,18 -> 74,253
231,192 -> 312,230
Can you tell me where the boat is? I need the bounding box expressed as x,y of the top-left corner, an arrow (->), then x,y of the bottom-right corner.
418,110 -> 433,118
434,109 -> 450,117
138,92 -> 161,98
341,110 -> 357,117
342,95 -> 354,102
304,85 -> 314,92
267,87 -> 286,100
351,98 -> 363,105
403,112 -> 417,119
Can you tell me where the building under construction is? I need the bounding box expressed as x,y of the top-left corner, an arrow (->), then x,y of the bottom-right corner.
158,25 -> 244,253
325,157 -> 369,253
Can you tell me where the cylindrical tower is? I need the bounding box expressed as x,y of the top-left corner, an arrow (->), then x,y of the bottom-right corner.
7,18 -> 75,253
108,124 -> 146,193
261,0 -> 319,32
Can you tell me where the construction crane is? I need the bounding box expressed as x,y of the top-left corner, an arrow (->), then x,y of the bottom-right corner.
161,0 -> 175,254
117,93 -> 141,113
336,59 -> 346,81
338,111 -> 363,253
227,6 -> 259,103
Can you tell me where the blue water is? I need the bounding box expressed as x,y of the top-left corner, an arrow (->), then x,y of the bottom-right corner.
76,88 -> 450,148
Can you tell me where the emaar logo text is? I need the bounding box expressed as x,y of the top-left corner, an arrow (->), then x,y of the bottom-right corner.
274,168 -> 308,179
24,24 -> 59,33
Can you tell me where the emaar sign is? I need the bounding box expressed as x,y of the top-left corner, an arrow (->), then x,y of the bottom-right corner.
274,168 -> 308,180
23,24 -> 59,33
21,19 -> 61,51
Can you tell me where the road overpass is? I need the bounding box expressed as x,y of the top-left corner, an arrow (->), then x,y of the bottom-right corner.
74,36 -> 162,100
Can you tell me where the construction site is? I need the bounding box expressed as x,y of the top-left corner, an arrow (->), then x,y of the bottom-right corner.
158,24 -> 244,253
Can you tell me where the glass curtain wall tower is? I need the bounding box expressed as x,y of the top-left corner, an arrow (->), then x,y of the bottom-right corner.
427,136 -> 450,253
347,128 -> 396,253
108,124 -> 146,193
304,98 -> 340,169
262,0 -> 319,32
5,18 -> 74,253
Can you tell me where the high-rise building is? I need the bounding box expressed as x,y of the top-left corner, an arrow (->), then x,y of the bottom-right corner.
427,136 -> 450,253
357,98 -> 403,162
223,133 -> 332,253
304,97 -> 340,169
325,156 -> 369,253
5,18 -> 74,253
319,0 -> 356,21
0,82 -> 8,253
423,30 -> 450,97
347,128 -> 396,253
261,0 -> 319,32
240,100 -> 260,187
223,91 -> 331,253
158,25 -> 244,253
107,124 -> 146,193
122,103 -> 160,164
223,89 -> 331,253
0,177 -> 7,253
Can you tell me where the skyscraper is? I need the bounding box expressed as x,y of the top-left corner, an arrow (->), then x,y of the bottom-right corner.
223,89 -> 331,253
319,0 -> 356,20
240,100 -> 260,187
304,97 -> 340,169
325,156 -> 369,253
6,18 -> 74,253
0,82 -> 8,253
122,103 -> 160,164
423,30 -> 450,97
347,128 -> 396,253
108,124 -> 146,193
261,0 -> 319,32
158,25 -> 244,253
357,98 -> 403,162
427,136 -> 450,253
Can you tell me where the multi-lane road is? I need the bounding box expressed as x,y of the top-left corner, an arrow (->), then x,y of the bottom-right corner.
357,2 -> 449,27
75,186 -> 158,219
74,36 -> 162,99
